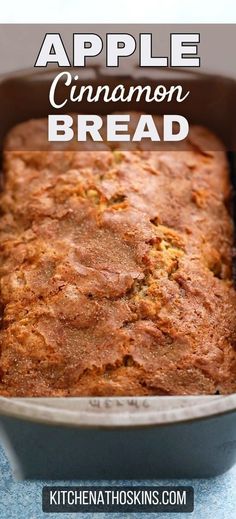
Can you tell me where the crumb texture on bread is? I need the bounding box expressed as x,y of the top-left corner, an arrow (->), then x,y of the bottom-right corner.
0,115 -> 236,396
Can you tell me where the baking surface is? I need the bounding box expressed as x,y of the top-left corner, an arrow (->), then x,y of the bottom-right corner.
0,446 -> 235,518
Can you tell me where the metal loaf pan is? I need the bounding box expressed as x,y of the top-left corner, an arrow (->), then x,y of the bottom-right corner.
0,67 -> 236,480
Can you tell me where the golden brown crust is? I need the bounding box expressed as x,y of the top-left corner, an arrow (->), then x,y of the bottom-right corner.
0,115 -> 236,396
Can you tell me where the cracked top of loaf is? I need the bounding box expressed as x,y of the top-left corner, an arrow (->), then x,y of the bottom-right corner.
0,114 -> 235,396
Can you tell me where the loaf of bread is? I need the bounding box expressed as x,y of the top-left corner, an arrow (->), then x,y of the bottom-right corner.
0,115 -> 235,396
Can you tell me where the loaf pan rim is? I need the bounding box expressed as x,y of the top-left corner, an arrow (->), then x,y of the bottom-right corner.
0,395 -> 235,428
0,66 -> 236,429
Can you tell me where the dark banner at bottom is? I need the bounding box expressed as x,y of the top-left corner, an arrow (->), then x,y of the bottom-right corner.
42,486 -> 194,513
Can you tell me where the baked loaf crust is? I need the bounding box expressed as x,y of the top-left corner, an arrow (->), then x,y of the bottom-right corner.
0,115 -> 236,396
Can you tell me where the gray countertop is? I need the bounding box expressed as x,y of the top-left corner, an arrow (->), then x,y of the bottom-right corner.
0,446 -> 235,518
